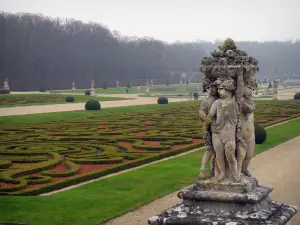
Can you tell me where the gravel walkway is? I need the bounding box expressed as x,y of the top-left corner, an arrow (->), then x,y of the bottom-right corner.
103,136 -> 300,225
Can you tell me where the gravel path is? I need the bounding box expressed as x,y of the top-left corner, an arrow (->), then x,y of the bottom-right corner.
103,136 -> 300,225
0,97 -> 188,117
2,87 -> 300,117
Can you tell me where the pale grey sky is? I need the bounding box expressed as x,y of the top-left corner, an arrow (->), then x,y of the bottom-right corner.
0,0 -> 299,43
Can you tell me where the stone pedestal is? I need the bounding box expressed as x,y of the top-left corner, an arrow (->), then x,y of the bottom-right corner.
148,176 -> 297,225
90,89 -> 95,96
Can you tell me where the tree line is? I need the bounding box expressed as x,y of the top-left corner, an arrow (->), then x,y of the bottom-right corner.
0,12 -> 299,91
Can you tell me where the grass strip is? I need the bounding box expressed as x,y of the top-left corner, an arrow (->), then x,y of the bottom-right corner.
0,101 -> 197,126
0,94 -> 126,108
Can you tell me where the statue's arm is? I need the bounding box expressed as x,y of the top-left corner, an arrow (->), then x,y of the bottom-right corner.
207,101 -> 218,123
241,100 -> 255,113
199,102 -> 207,121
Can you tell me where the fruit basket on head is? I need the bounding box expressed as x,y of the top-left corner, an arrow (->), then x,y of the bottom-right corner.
199,38 -> 259,83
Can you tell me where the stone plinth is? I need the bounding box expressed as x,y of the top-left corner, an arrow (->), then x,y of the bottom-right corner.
148,176 -> 297,225
90,89 -> 95,96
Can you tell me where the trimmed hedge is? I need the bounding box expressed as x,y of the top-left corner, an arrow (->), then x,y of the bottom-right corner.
157,97 -> 168,104
85,99 -> 101,110
255,124 -> 267,144
65,96 -> 75,102
39,87 -> 46,92
294,93 -> 300,100
0,89 -> 10,94
85,90 -> 90,96
0,160 -> 12,169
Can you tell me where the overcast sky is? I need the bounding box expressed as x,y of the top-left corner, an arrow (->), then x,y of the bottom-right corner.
0,0 -> 299,43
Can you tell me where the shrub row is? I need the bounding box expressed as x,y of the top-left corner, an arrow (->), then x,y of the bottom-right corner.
0,160 -> 12,169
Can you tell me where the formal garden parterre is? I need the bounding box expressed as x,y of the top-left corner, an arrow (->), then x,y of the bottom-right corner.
0,100 -> 300,196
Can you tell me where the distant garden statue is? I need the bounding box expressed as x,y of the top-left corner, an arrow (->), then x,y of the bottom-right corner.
273,80 -> 279,100
90,79 -> 95,96
72,82 -> 76,91
149,38 -> 297,225
3,77 -> 9,90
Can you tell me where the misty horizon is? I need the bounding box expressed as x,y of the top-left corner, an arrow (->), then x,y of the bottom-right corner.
0,0 -> 299,43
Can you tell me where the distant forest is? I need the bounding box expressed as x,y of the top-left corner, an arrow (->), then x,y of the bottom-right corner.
0,12 -> 300,91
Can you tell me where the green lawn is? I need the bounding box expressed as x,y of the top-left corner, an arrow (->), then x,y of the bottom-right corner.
0,94 -> 126,108
0,101 -> 196,126
0,119 -> 299,225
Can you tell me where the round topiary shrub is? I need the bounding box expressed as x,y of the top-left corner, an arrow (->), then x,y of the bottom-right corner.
65,96 -> 75,102
294,92 -> 300,100
157,97 -> 168,104
39,87 -> 46,92
85,90 -> 90,96
85,99 -> 101,110
254,124 -> 267,144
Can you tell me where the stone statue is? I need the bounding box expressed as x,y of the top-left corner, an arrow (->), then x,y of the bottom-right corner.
72,82 -> 76,91
273,80 -> 279,100
148,38 -> 297,225
208,77 -> 239,182
199,77 -> 218,179
150,80 -> 154,86
116,80 -> 120,88
3,78 -> 9,90
90,80 -> 95,96
236,75 -> 256,178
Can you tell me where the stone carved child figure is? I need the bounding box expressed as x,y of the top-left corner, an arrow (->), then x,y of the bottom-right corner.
236,74 -> 256,178
199,77 -> 218,179
207,77 -> 239,182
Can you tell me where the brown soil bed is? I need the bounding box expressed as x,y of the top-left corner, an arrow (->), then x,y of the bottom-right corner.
117,142 -> 149,153
0,181 -> 16,188
99,125 -> 110,129
136,131 -> 147,136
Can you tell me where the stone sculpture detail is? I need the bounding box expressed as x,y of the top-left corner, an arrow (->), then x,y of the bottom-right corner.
3,78 -> 9,90
90,80 -> 95,96
148,38 -> 297,225
273,80 -> 279,100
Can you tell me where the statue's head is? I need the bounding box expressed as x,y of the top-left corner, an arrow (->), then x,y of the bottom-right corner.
244,74 -> 257,98
243,86 -> 252,98
202,77 -> 217,96
214,77 -> 235,98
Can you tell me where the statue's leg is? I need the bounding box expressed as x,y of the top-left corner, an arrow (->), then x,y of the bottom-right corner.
212,134 -> 226,182
236,142 -> 247,177
242,135 -> 255,177
225,140 -> 239,181
199,150 -> 214,179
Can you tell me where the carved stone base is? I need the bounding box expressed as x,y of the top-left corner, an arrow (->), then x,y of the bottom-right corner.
90,89 -> 95,96
148,177 -> 297,225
